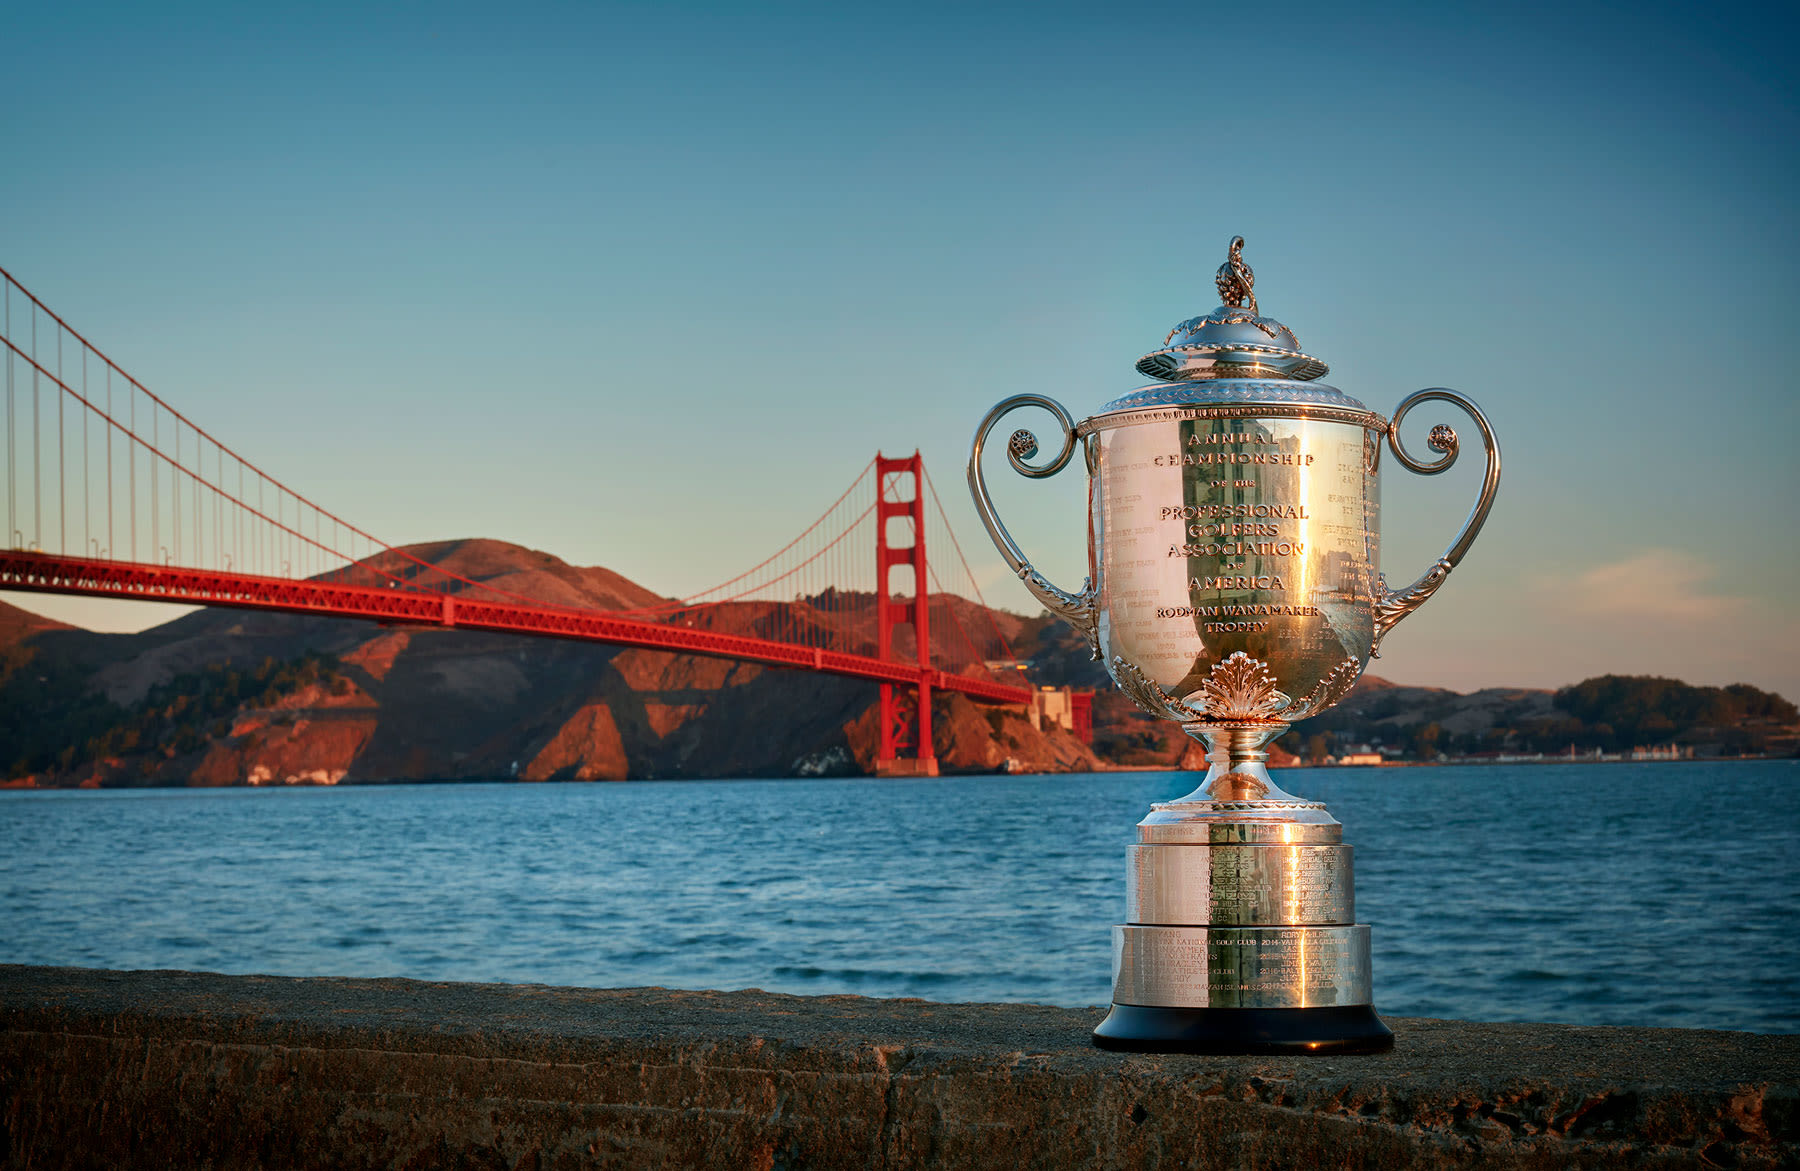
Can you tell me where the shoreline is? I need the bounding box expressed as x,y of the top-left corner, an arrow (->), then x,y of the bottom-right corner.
2,754 -> 1792,791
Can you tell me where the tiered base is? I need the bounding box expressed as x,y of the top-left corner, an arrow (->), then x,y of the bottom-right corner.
1093,1003 -> 1394,1055
1097,727 -> 1393,1056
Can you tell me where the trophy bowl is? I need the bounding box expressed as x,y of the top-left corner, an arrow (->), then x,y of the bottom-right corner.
969,237 -> 1499,1054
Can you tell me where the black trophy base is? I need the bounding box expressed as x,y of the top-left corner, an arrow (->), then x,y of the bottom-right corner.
1093,1003 -> 1395,1055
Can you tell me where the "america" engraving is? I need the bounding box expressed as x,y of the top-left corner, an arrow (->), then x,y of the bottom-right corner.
1191,575 -> 1287,591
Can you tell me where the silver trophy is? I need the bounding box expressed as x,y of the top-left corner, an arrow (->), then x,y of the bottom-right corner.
968,238 -> 1500,1053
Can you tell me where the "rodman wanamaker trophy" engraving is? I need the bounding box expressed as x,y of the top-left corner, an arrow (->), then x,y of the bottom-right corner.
968,237 -> 1500,1054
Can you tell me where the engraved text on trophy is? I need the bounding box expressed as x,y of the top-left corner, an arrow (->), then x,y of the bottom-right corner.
1094,412 -> 1378,704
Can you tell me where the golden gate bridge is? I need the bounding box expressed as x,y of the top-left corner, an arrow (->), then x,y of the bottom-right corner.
0,264 -> 1050,775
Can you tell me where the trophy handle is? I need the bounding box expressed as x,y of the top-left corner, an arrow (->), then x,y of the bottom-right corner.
1371,388 -> 1501,656
967,393 -> 1101,656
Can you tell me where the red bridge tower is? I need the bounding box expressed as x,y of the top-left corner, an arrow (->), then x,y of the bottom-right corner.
875,452 -> 937,777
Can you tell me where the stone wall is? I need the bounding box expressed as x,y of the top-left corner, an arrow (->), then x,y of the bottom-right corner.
2,965 -> 1794,1169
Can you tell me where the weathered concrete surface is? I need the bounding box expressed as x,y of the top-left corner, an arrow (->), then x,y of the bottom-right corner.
1,965 -> 1794,1170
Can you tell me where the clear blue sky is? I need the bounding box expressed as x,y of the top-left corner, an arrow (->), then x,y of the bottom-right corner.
3,0 -> 1796,700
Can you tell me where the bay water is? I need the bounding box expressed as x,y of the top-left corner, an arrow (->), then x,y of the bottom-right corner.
3,761 -> 1795,1033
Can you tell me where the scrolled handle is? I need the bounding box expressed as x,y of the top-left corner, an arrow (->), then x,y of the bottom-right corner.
1371,388 -> 1501,655
968,394 -> 1099,655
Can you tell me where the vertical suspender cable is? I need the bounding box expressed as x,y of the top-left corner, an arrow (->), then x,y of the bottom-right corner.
106,363 -> 113,557
129,385 -> 136,560
58,332 -> 64,553
4,283 -> 12,546
82,349 -> 88,554
151,404 -> 158,559
828,497 -> 837,652
32,310 -> 40,548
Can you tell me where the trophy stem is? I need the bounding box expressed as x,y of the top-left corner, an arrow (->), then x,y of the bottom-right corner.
1173,721 -> 1300,804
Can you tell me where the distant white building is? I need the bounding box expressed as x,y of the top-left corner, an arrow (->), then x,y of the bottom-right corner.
1028,686 -> 1093,742
1630,744 -> 1693,761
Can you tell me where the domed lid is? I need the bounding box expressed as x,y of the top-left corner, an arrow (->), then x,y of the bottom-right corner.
1097,236 -> 1376,420
1133,237 -> 1329,383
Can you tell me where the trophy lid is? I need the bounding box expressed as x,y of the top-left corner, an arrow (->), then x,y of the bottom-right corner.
1132,237 -> 1329,383
1098,237 -> 1376,419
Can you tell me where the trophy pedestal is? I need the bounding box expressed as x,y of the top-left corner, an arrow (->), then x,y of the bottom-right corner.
1093,724 -> 1394,1055
1094,1004 -> 1394,1055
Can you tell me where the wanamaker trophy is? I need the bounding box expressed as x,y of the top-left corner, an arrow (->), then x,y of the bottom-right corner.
968,237 -> 1500,1054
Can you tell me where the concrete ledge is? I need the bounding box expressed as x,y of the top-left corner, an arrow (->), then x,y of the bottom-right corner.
2,965 -> 1794,1169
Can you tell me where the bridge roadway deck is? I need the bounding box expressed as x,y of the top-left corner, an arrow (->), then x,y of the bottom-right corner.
0,551 -> 1032,705
1,964 -> 1793,1169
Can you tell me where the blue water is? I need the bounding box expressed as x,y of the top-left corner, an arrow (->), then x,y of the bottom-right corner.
3,762 -> 1796,1033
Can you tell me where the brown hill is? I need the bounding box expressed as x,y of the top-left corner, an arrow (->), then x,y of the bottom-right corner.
347,538 -> 671,612
1321,676 -> 1558,736
0,598 -> 73,648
